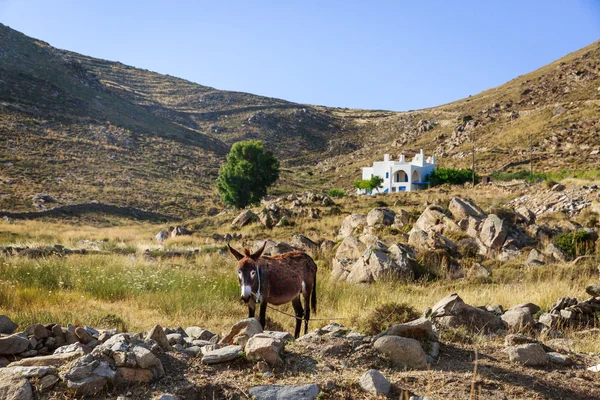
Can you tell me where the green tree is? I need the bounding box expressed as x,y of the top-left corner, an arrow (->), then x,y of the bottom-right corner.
216,140 -> 280,208
426,168 -> 477,187
353,175 -> 384,193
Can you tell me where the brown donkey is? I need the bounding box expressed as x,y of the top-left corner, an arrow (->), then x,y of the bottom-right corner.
228,243 -> 317,338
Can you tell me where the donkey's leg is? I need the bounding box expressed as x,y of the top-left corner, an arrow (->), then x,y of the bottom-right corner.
248,301 -> 256,319
259,301 -> 267,329
291,296 -> 304,339
303,284 -> 311,335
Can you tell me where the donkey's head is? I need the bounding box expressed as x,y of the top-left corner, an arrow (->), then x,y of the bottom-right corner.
228,243 -> 266,302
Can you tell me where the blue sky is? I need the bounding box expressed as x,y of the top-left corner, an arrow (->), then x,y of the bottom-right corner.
1,0 -> 599,110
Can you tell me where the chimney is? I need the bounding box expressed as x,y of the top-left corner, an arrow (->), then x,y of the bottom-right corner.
399,154 -> 405,162
384,154 -> 390,162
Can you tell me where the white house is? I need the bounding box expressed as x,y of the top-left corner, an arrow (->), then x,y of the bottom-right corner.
358,150 -> 436,194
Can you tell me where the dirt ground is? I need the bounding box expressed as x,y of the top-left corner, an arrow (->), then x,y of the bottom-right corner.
110,336 -> 600,400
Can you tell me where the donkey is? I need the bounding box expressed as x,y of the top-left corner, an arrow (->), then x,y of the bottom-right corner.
228,243 -> 317,338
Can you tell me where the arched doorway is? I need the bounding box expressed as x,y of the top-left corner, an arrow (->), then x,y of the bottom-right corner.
412,170 -> 421,182
395,170 -> 408,183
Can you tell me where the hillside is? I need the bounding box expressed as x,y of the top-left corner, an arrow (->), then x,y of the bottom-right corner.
1,22 -> 600,217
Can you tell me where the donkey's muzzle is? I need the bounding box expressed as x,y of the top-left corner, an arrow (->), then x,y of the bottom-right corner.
240,285 -> 252,302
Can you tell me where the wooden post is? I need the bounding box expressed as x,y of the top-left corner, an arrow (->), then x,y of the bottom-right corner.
472,140 -> 475,186
529,135 -> 533,180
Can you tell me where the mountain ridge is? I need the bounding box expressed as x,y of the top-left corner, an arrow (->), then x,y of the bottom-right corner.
1,22 -> 599,216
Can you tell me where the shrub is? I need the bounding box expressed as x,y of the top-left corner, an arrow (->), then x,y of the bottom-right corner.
553,230 -> 596,257
327,188 -> 346,198
216,140 -> 280,208
360,302 -> 420,336
426,168 -> 477,187
353,176 -> 384,193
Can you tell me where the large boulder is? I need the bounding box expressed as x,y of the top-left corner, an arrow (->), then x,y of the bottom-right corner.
429,293 -> 506,333
366,208 -> 395,227
0,334 -> 30,355
505,343 -> 548,366
220,318 -> 263,346
377,317 -> 437,342
332,237 -> 366,281
337,214 -> 367,239
448,198 -> 485,221
501,307 -> 535,332
545,243 -> 572,263
346,242 -> 414,283
0,370 -> 34,400
373,335 -> 428,369
479,214 -> 508,249
525,249 -> 545,266
146,325 -> 172,351
0,315 -> 17,335
291,235 -> 319,252
515,206 -> 536,225
412,205 -> 460,234
408,229 -> 457,254
232,210 -> 256,228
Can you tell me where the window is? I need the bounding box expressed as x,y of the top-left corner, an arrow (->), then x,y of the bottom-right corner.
385,172 -> 389,179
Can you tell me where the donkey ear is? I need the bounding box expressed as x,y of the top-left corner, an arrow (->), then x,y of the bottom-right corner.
251,241 -> 266,260
228,244 -> 244,261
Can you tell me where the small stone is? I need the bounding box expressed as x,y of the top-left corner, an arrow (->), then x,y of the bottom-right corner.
547,352 -> 572,365
132,346 -> 159,369
373,335 -> 427,369
586,284 -> 600,297
25,324 -> 49,339
359,369 -> 390,395
146,325 -> 172,351
248,384 -> 320,400
74,327 -> 94,344
201,345 -> 242,365
0,315 -> 17,335
183,346 -> 202,357
0,335 -> 32,355
38,374 -> 59,392
505,343 -> 548,366
245,335 -> 284,366
185,327 -> 215,341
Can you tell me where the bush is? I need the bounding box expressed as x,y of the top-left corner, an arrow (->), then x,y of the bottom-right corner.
327,188 -> 346,198
553,230 -> 596,257
426,168 -> 477,187
360,302 -> 420,336
354,176 -> 384,193
216,140 -> 280,208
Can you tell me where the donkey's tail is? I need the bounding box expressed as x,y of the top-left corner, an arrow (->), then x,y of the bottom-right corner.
311,270 -> 317,315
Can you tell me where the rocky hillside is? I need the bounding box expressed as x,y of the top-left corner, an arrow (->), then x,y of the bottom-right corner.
1,22 -> 600,216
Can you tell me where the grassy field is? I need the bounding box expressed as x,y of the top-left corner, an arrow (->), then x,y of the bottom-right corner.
1,185 -> 599,356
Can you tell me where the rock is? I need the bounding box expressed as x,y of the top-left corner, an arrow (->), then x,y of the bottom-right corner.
232,210 -> 256,227
0,334 -> 30,355
502,308 -> 534,331
220,318 -> 263,347
261,331 -> 294,342
346,242 -> 413,283
538,313 -> 560,329
25,324 -> 49,339
170,226 -> 192,237
337,214 -> 367,239
132,346 -> 159,368
408,229 -> 457,254
331,236 -> 366,281
166,333 -> 183,346
373,335 -> 428,369
367,208 -> 395,227
511,303 -> 541,315
505,343 -> 548,366
586,284 -> 600,297
245,334 -> 284,365
185,327 -> 215,341
551,183 -> 566,192
54,342 -> 90,355
429,293 -> 506,333
0,315 -> 17,335
8,351 -> 83,367
547,352 -> 572,365
117,367 -> 154,383
201,345 -> 242,365
146,325 -> 172,351
2,365 -> 57,378
515,206 -> 536,225
0,357 -> 8,367
545,243 -> 572,262
253,240 -> 294,256
75,327 -> 94,344
588,364 -> 600,372
291,235 -> 319,252
61,356 -> 116,396
467,262 -> 491,278
504,334 -> 537,346
0,370 -> 34,400
479,214 -> 508,249
378,317 -> 436,342
525,249 -> 545,266
248,384 -> 320,400
359,369 -> 390,395
38,374 -> 59,392
183,346 -> 203,357
448,197 -> 485,220
155,230 -> 169,241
